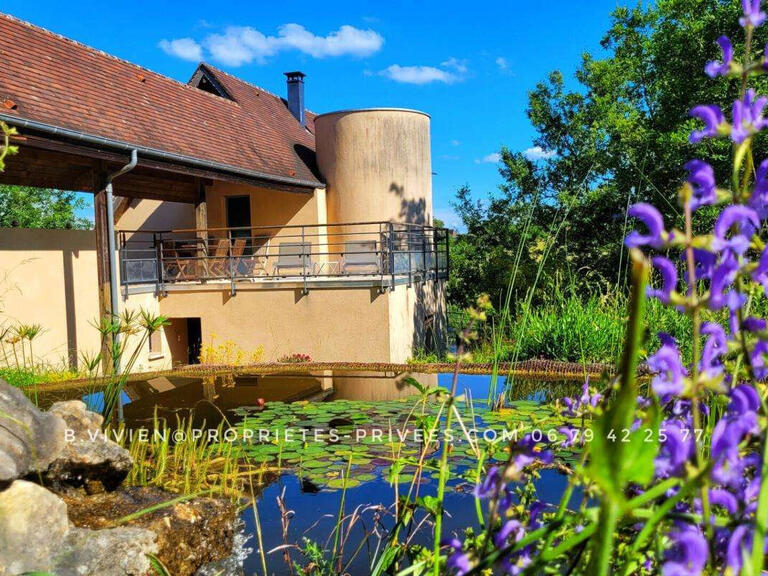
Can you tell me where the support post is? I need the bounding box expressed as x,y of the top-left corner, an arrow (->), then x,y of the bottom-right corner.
195,179 -> 208,279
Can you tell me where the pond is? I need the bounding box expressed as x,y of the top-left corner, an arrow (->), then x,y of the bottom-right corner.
34,370 -> 586,575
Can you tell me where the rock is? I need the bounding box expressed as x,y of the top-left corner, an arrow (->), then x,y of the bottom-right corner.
64,486 -> 239,576
0,480 -> 70,575
0,480 -> 157,576
54,526 -> 157,576
0,379 -> 66,483
46,399 -> 132,491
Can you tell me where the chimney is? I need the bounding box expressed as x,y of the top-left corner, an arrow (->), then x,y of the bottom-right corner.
284,71 -> 306,126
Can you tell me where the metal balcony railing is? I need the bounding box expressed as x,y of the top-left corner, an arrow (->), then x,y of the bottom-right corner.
118,221 -> 450,294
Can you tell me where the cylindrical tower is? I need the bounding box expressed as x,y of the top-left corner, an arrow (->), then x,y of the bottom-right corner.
315,108 -> 432,225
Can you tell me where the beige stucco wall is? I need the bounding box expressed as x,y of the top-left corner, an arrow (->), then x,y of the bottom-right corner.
0,228 -> 178,372
116,199 -> 195,232
315,109 -> 433,226
387,279 -> 447,362
158,287 -> 392,362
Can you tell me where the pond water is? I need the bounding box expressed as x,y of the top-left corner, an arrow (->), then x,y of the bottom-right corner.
34,370 -> 585,575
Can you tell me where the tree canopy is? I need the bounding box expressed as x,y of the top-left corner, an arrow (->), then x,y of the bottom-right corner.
0,186 -> 91,229
449,0 -> 768,309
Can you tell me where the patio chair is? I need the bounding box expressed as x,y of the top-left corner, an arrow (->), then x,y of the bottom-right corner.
274,242 -> 311,276
165,247 -> 193,281
341,240 -> 380,275
251,239 -> 271,277
207,238 -> 231,277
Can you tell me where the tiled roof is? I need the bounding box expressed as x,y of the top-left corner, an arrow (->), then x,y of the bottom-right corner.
0,12 -> 323,187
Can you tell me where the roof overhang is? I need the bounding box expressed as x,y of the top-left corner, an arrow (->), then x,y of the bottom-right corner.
0,113 -> 324,201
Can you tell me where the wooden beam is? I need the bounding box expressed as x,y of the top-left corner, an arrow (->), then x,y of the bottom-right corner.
93,168 -> 112,323
195,179 -> 209,277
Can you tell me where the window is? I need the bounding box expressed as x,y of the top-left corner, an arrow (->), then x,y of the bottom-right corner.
148,329 -> 163,359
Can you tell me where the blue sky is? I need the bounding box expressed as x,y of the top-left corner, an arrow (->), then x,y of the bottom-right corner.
3,0 -> 619,228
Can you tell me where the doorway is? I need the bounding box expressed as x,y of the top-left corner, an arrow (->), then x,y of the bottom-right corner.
226,195 -> 251,242
187,318 -> 202,365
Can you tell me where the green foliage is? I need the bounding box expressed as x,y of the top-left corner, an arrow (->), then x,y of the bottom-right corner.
0,185 -> 91,229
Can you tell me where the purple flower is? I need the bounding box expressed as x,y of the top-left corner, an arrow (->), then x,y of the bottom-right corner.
748,158 -> 768,218
751,340 -> 768,379
700,322 -> 727,377
709,488 -> 739,514
708,254 -> 739,310
494,519 -> 524,548
726,525 -> 749,573
731,89 -> 768,142
712,205 -> 759,255
662,523 -> 708,576
684,159 -> 717,210
689,105 -> 726,143
705,36 -> 734,78
474,465 -> 501,499
512,434 -> 553,472
444,539 -> 471,576
625,203 -> 668,248
740,0 -> 767,27
752,245 -> 768,293
648,256 -> 678,304
655,420 -> 694,478
690,249 -> 717,280
648,334 -> 687,400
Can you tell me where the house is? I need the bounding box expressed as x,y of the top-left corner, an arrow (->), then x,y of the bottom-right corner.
0,13 -> 449,371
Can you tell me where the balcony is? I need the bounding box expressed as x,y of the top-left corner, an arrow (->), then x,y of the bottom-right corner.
119,221 -> 450,295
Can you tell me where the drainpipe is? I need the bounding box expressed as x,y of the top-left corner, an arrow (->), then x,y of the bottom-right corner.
105,149 -> 138,423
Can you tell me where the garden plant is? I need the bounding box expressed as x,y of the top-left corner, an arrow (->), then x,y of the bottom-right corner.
436,3 -> 768,573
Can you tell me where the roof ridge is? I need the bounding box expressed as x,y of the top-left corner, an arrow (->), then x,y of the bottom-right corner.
0,11 -> 241,107
202,63 -> 320,117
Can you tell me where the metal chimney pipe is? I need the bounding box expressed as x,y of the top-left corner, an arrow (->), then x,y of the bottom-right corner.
284,71 -> 306,126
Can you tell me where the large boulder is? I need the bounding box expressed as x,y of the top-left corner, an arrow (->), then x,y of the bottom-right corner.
0,380 -> 66,483
65,486 -> 239,575
46,399 -> 132,491
0,479 -> 69,575
54,526 -> 157,576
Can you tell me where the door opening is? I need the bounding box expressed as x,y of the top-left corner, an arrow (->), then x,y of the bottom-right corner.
187,318 -> 202,365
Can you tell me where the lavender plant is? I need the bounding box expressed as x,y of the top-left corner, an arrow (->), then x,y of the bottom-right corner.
438,2 -> 768,574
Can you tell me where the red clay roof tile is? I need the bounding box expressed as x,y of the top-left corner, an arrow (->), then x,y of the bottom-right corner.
0,12 -> 322,187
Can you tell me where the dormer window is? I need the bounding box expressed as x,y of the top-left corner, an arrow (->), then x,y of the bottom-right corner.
189,66 -> 232,100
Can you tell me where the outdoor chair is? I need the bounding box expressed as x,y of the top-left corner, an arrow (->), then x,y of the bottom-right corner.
207,238 -> 231,277
251,239 -> 271,277
165,247 -> 193,281
341,240 -> 380,275
274,242 -> 311,276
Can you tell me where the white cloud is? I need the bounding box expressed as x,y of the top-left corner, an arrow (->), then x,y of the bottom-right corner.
495,56 -> 508,70
523,146 -> 556,161
381,65 -> 459,84
441,57 -> 468,74
158,38 -> 203,62
163,24 -> 384,67
475,152 -> 501,164
450,139 -> 460,147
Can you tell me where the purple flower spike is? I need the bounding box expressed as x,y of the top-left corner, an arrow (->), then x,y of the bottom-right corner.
662,523 -> 708,576
731,89 -> 768,142
625,203 -> 668,248
705,36 -> 734,77
741,0 -> 767,27
689,105 -> 726,143
684,159 -> 717,211
690,249 -> 717,280
655,420 -> 694,478
473,465 -> 500,499
648,334 -> 687,400
712,205 -> 759,255
648,256 -> 678,303
751,340 -> 768,379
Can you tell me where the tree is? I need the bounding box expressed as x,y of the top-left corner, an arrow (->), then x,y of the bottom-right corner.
0,185 -> 91,229
449,0 -> 766,308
